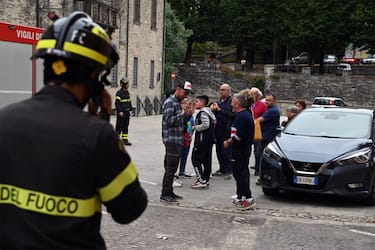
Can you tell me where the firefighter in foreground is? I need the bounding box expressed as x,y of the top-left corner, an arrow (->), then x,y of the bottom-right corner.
0,12 -> 147,249
115,77 -> 133,145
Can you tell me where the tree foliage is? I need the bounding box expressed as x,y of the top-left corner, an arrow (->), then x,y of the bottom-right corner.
167,0 -> 375,70
164,2 -> 192,92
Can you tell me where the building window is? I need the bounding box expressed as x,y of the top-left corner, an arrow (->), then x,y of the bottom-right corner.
134,0 -> 140,24
92,4 -> 99,20
102,7 -> 109,23
83,2 -> 117,27
111,10 -> 117,26
133,57 -> 138,88
111,64 -> 118,87
151,0 -> 157,30
149,60 -> 155,89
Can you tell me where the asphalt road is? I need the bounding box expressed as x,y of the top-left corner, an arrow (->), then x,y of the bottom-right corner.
100,114 -> 375,249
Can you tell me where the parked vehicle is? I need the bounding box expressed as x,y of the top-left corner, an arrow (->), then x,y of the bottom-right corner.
341,57 -> 360,64
323,54 -> 337,64
335,63 -> 352,76
259,108 -> 375,205
311,97 -> 347,108
361,54 -> 375,64
291,52 -> 308,64
279,60 -> 299,73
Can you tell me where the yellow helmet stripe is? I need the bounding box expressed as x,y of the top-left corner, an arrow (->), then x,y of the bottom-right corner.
0,184 -> 101,217
98,161 -> 138,202
91,26 -> 111,43
36,39 -> 57,50
64,41 -> 108,65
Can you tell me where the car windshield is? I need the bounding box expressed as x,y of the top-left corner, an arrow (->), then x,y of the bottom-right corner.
284,110 -> 372,138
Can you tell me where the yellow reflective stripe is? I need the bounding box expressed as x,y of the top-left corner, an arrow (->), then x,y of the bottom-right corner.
98,161 -> 138,202
0,184 -> 101,218
63,42 -> 107,65
36,39 -> 57,50
116,96 -> 131,102
91,26 -> 111,43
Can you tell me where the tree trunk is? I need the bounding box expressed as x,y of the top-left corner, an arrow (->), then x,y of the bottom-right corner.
185,37 -> 193,65
246,48 -> 255,70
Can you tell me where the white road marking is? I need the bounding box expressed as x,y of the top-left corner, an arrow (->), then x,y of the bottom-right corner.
349,229 -> 375,237
140,179 -> 158,186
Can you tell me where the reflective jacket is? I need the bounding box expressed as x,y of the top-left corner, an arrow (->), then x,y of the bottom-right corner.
115,88 -> 132,112
0,85 -> 147,249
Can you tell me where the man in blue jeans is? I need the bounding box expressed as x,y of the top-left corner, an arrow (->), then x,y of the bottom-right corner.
255,93 -> 280,185
161,81 -> 193,203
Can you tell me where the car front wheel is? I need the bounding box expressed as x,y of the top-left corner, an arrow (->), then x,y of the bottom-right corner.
362,180 -> 375,206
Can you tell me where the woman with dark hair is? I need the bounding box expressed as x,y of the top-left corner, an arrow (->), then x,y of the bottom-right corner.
295,99 -> 307,112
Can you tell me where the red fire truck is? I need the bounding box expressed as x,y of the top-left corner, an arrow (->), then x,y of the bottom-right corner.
0,21 -> 44,109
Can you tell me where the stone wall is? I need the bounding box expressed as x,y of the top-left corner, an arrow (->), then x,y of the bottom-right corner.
0,0 -> 37,26
1,0 -> 165,117
264,65 -> 375,110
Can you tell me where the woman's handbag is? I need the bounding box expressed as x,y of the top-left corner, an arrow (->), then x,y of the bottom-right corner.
254,119 -> 262,142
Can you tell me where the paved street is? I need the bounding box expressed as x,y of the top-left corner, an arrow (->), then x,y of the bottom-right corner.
101,114 -> 375,249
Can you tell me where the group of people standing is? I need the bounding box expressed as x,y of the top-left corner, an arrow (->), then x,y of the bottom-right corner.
160,80 -> 306,211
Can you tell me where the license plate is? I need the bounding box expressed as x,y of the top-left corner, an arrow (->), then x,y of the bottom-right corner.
293,176 -> 318,186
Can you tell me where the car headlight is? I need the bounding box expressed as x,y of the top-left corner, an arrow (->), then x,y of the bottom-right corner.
263,143 -> 284,161
328,148 -> 371,169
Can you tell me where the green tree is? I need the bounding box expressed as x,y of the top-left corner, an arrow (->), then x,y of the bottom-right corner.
351,1 -> 375,53
168,0 -> 374,73
164,2 -> 192,92
287,0 -> 356,68
168,0 -> 223,64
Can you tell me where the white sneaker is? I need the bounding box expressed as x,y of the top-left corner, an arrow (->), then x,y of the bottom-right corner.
173,180 -> 182,187
191,181 -> 208,189
230,195 -> 246,200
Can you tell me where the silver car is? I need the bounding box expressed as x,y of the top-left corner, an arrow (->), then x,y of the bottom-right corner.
361,54 -> 375,64
311,97 -> 347,108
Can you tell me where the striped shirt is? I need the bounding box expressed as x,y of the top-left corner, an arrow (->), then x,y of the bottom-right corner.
162,95 -> 186,145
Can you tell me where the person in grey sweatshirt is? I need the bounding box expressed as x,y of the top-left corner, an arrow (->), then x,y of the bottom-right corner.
191,95 -> 217,189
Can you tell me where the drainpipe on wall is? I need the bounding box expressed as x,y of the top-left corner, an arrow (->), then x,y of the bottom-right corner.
161,0 -> 166,96
125,0 -> 129,77
36,0 -> 40,27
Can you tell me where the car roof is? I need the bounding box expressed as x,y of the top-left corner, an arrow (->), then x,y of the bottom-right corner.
313,96 -> 344,101
304,107 -> 373,116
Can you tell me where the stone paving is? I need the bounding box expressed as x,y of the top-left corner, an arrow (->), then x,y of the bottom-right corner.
100,114 -> 375,249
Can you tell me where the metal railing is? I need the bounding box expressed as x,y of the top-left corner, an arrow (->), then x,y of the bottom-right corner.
136,96 -> 162,116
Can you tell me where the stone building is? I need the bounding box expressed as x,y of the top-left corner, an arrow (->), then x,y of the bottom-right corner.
0,0 -> 165,116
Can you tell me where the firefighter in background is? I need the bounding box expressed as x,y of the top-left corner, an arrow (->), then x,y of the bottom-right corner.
115,77 -> 134,145
0,12 -> 147,249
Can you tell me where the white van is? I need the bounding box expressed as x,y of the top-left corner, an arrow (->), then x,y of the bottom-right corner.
335,63 -> 352,76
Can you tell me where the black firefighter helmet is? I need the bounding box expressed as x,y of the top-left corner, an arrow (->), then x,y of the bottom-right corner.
33,11 -> 119,103
33,11 -> 119,77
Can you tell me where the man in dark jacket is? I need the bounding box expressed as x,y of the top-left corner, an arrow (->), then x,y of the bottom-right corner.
0,12 -> 147,250
210,83 -> 235,179
224,93 -> 256,210
115,77 -> 133,145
